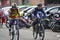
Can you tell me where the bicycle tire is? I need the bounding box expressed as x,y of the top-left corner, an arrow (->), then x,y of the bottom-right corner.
34,32 -> 38,39
5,20 -> 9,28
17,30 -> 19,40
5,22 -> 9,28
39,24 -> 45,40
33,25 -> 38,39
10,28 -> 14,40
10,24 -> 19,40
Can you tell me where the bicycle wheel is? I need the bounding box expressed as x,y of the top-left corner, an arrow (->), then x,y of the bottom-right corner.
9,28 -> 14,40
13,25 -> 19,40
16,30 -> 19,40
10,26 -> 19,40
33,25 -> 38,39
5,20 -> 9,28
39,24 -> 45,40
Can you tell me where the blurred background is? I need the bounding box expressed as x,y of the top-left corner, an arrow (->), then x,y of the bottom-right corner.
0,0 -> 60,7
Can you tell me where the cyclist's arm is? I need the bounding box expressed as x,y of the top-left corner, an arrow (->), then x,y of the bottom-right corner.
8,9 -> 11,14
8,9 -> 11,19
42,9 -> 46,18
18,9 -> 22,17
31,9 -> 36,17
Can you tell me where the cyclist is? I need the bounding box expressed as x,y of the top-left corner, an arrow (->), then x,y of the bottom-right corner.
8,3 -> 21,35
31,2 -> 46,34
8,3 -> 30,35
0,9 -> 5,25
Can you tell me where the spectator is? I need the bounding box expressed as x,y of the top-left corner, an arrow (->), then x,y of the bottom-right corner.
0,9 -> 5,25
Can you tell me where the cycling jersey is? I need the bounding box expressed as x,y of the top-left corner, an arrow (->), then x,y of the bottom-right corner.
32,7 -> 46,18
8,8 -> 21,19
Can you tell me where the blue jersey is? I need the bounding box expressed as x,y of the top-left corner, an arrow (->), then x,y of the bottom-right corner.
32,7 -> 46,18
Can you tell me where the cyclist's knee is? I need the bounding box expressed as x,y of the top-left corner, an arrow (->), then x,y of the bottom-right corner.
16,20 -> 20,24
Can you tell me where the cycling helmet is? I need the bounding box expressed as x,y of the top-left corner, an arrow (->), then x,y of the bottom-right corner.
37,2 -> 42,6
12,3 -> 17,8
14,3 -> 17,6
12,3 -> 17,6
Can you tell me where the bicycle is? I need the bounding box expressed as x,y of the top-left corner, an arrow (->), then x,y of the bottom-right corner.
33,15 -> 45,40
5,18 -> 9,28
7,18 -> 20,40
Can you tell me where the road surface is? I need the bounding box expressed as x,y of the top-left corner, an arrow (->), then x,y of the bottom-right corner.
0,24 -> 60,40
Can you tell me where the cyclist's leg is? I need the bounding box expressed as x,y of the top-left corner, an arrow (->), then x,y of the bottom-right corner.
33,20 -> 37,32
9,20 -> 14,35
9,19 -> 14,28
16,19 -> 20,29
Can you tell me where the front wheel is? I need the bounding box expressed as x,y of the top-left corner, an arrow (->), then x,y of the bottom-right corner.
39,24 -> 45,40
33,25 -> 38,39
9,28 -> 14,40
16,30 -> 19,40
11,30 -> 19,40
33,32 -> 38,39
14,26 -> 19,40
10,27 -> 19,40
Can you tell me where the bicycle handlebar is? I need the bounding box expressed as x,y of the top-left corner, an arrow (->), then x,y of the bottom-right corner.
8,18 -> 20,20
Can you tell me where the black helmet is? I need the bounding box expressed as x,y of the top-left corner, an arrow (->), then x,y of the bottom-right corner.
37,2 -> 42,6
12,3 -> 17,8
14,3 -> 17,6
12,6 -> 16,8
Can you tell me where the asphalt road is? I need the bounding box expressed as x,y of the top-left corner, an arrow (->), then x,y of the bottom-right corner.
0,25 -> 60,40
